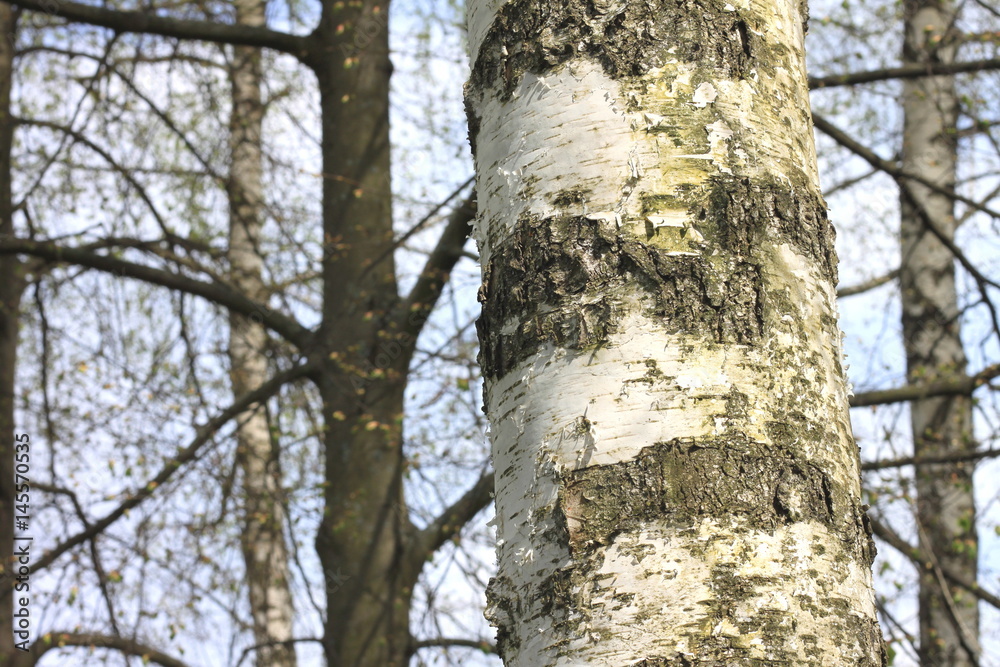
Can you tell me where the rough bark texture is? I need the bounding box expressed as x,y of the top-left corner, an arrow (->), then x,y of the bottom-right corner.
227,0 -> 297,664
0,8 -> 26,665
467,0 -> 885,663
311,2 -> 420,665
899,0 -> 980,663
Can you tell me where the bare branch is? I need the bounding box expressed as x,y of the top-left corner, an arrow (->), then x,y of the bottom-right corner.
363,176 -> 474,286
82,235 -> 226,279
869,516 -> 1000,610
863,448 -> 1000,471
17,116 -> 174,237
409,637 -> 498,657
814,112 -> 1000,336
0,361 -> 315,594
26,632 -> 191,667
234,637 -> 323,667
395,194 -> 476,342
6,0 -> 311,57
813,113 -> 1000,222
810,58 -> 1000,89
413,470 -> 494,563
0,237 -> 313,348
850,363 -> 1000,408
837,269 -> 900,298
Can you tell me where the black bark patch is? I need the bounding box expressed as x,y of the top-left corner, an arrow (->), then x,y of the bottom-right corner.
485,499 -> 576,660
559,436 -> 845,549
477,174 -> 834,380
477,214 -> 764,380
471,0 -> 765,100
484,574 -> 517,660
463,87 -> 481,156
698,174 -> 838,284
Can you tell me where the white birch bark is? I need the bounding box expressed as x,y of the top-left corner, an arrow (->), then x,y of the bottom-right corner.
467,0 -> 885,663
899,0 -> 979,662
228,0 -> 296,663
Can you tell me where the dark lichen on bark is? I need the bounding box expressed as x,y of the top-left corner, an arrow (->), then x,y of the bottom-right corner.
697,174 -> 838,285
477,172 -> 835,381
484,573 -> 516,660
486,503 -> 575,660
477,213 -> 765,380
556,435 -> 867,549
541,432 -> 884,665
470,0 -> 772,100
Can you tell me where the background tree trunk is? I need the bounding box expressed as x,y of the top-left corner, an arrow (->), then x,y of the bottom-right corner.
899,0 -> 980,663
226,0 -> 298,664
312,2 -> 418,665
467,0 -> 886,663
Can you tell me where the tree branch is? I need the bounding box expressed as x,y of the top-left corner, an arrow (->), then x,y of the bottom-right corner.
813,113 -> 1000,222
837,269 -> 899,299
234,637 -> 323,667
6,0 -> 311,57
409,637 -> 498,657
837,268 -> 900,298
362,176 -> 474,288
809,57 -> 1000,89
26,632 -> 191,667
413,470 -> 494,563
850,363 -> 1000,408
83,235 -> 226,278
394,194 -> 475,342
18,116 -> 175,237
863,447 -> 1000,471
0,237 -> 313,348
0,361 -> 315,594
814,112 -> 1000,336
869,516 -> 1000,610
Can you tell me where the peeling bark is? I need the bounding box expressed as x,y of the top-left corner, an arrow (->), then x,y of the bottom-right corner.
467,0 -> 885,663
899,0 -> 979,663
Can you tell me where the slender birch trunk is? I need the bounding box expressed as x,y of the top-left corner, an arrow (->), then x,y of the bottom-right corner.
227,1 -> 297,663
0,7 -> 25,664
899,0 -> 979,663
466,0 -> 885,663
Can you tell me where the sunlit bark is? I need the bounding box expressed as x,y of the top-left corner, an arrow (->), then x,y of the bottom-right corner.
467,0 -> 885,663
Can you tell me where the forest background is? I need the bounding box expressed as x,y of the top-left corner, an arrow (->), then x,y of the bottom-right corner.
0,0 -> 998,665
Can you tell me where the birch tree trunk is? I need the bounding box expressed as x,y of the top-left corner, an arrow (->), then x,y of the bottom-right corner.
466,0 -> 886,663
899,0 -> 979,663
227,1 -> 297,663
